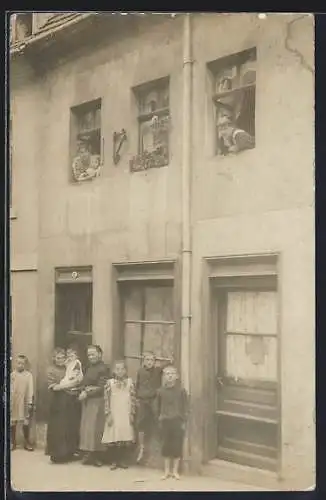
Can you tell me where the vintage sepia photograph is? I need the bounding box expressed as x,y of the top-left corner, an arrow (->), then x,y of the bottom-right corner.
8,11 -> 315,492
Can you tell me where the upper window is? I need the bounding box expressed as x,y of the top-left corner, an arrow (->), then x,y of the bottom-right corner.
209,48 -> 256,156
130,77 -> 170,172
70,99 -> 102,182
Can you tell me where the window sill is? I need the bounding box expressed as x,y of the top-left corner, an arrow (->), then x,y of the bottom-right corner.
208,146 -> 256,164
10,208 -> 18,220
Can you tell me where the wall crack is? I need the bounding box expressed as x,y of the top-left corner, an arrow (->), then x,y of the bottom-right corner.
285,15 -> 313,74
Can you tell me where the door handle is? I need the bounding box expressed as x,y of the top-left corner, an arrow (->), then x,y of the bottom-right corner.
216,376 -> 224,387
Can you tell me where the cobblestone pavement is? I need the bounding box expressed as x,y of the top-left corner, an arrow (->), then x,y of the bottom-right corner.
10,449 -> 268,492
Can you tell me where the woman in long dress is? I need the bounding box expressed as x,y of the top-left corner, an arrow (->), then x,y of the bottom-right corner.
102,360 -> 136,469
78,344 -> 108,466
46,348 -> 82,463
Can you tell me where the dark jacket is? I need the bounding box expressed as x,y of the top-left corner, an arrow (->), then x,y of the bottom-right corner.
156,384 -> 189,421
136,366 -> 162,400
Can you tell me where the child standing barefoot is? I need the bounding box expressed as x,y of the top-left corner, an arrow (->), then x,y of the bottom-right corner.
156,366 -> 189,480
102,360 -> 136,469
10,355 -> 34,451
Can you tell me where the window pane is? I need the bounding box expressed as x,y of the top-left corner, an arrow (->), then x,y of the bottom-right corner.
125,356 -> 141,382
237,86 -> 255,137
226,334 -> 277,382
140,120 -> 155,153
124,324 -> 142,357
227,291 -> 277,335
94,107 -> 101,129
124,287 -> 142,321
239,57 -> 256,86
145,286 -> 173,322
143,324 -> 174,360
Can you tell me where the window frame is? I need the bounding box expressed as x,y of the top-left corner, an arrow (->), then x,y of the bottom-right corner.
131,77 -> 170,172
112,260 -> 180,371
208,47 -> 257,156
69,98 -> 103,183
120,280 -> 176,367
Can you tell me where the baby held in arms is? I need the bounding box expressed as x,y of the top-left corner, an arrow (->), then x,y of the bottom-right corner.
57,347 -> 83,390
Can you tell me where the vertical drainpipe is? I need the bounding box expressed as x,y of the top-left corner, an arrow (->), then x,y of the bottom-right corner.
181,12 -> 193,470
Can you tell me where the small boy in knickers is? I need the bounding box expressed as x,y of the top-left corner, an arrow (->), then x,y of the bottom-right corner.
156,365 -> 189,480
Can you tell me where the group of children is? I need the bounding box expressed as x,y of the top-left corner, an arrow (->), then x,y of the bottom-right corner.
10,350 -> 189,480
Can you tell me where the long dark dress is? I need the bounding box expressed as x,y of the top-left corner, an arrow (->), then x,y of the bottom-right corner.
79,361 -> 108,452
46,364 -> 81,462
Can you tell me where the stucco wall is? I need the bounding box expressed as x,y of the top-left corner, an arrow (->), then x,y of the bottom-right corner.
189,13 -> 315,485
191,13 -> 314,221
34,15 -> 184,412
10,58 -> 40,386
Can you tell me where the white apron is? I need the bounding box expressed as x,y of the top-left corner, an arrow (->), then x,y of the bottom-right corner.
102,378 -> 135,444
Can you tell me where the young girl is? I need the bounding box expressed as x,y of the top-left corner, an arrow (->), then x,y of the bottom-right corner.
10,354 -> 34,451
156,365 -> 189,480
102,360 -> 136,469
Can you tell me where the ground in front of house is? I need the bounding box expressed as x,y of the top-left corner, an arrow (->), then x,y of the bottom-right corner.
10,449 -> 268,492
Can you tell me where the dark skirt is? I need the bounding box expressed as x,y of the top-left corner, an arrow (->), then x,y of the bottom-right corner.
160,418 -> 184,458
46,390 -> 81,461
79,396 -> 105,452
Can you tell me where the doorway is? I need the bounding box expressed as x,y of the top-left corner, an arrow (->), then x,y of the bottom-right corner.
212,275 -> 279,471
54,281 -> 92,368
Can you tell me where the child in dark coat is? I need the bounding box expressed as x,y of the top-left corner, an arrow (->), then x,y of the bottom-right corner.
156,365 -> 189,480
135,351 -> 163,463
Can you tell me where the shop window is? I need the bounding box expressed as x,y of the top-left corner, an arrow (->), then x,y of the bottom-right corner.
120,282 -> 175,380
208,48 -> 256,156
130,77 -> 170,172
70,99 -> 102,182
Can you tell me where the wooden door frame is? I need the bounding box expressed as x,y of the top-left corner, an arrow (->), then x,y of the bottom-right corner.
202,253 -> 282,474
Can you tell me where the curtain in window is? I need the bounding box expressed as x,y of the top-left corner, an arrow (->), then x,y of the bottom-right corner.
225,291 -> 277,381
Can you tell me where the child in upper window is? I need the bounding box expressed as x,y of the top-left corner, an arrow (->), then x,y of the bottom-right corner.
10,354 -> 35,451
135,351 -> 163,463
156,365 -> 189,480
217,113 -> 255,155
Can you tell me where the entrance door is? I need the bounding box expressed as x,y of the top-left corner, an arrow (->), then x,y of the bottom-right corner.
214,277 -> 279,471
54,282 -> 93,368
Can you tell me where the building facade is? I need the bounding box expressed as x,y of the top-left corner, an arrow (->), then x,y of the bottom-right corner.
9,12 -> 315,488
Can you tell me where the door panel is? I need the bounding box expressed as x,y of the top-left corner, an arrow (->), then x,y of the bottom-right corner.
215,287 -> 279,471
54,282 -> 93,368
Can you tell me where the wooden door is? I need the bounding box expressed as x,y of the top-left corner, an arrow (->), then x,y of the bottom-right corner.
214,278 -> 279,471
54,282 -> 93,368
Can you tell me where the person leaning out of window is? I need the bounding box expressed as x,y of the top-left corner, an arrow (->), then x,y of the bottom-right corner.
217,112 -> 255,155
